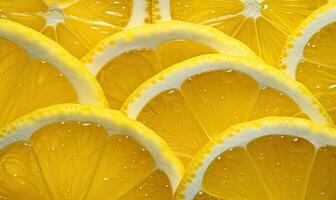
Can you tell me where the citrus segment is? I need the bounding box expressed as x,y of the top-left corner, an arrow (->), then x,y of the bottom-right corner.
175,118 -> 336,200
30,122 -> 108,200
138,89 -> 208,165
0,39 -> 77,127
123,55 -> 332,165
202,147 -> 270,199
0,142 -> 52,200
166,0 -> 328,66
83,21 -> 257,109
305,145 -> 336,199
0,0 -> 142,58
0,105 -> 183,199
281,2 -> 336,123
0,20 -> 107,127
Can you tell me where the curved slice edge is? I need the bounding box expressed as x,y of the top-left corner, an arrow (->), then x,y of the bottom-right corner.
176,116 -> 336,200
280,2 -> 336,77
81,20 -> 258,75
0,19 -> 108,107
121,54 -> 333,126
0,104 -> 184,191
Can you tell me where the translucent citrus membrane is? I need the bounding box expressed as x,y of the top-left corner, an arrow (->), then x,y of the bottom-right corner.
0,0 -> 132,58
0,38 -> 77,127
169,0 -> 327,66
200,135 -> 336,200
97,40 -> 217,109
0,122 -> 173,200
296,22 -> 336,123
137,69 -> 306,165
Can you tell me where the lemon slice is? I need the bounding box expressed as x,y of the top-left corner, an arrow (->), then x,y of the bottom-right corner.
82,21 -> 257,109
0,0 -> 149,58
281,2 -> 336,124
155,0 -> 330,66
121,54 -> 332,165
0,104 -> 183,200
0,19 -> 107,128
176,117 -> 336,200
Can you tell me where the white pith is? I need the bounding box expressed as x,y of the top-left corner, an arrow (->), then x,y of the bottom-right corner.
180,117 -> 336,199
121,54 -> 331,126
41,5 -> 65,27
0,19 -> 107,106
242,0 -> 262,19
282,3 -> 336,77
127,0 -> 148,27
82,21 -> 257,75
0,104 -> 183,191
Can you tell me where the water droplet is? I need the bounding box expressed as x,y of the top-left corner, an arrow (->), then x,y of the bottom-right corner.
293,138 -> 299,142
103,177 -> 109,181
217,156 -> 221,160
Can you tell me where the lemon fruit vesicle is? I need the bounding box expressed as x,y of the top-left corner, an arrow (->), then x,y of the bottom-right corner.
155,0 -> 330,66
176,117 -> 336,200
82,21 -> 257,109
0,104 -> 183,200
0,19 -> 107,128
122,54 -> 332,165
0,0 -> 149,58
281,2 -> 336,124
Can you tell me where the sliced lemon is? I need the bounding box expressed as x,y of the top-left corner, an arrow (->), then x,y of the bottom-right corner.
0,0 -> 149,58
176,117 -> 336,200
0,104 -> 183,200
155,0 -> 330,66
281,2 -> 336,124
121,54 -> 332,165
0,19 -> 107,128
82,21 -> 257,109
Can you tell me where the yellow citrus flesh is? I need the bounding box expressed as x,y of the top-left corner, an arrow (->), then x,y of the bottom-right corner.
0,38 -> 77,127
169,0 -> 327,66
0,0 -> 132,58
137,70 -> 306,165
97,40 -> 217,109
296,22 -> 336,123
0,121 -> 173,200
197,135 -> 336,200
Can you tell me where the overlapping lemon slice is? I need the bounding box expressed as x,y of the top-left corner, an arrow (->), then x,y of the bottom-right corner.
0,0 -> 149,58
154,0 -> 330,66
0,104 -> 183,200
122,54 -> 332,165
176,117 -> 336,200
281,2 -> 336,124
0,19 -> 107,128
82,21 -> 257,109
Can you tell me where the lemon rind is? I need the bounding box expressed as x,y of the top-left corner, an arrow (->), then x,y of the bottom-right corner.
0,104 -> 184,191
82,20 -> 258,75
121,54 -> 333,126
0,19 -> 108,107
280,2 -> 336,77
176,117 -> 336,200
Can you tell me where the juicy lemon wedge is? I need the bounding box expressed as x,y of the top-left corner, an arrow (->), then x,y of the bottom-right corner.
0,104 -> 183,200
176,117 -> 336,200
0,19 -> 107,128
155,0 -> 329,66
122,54 -> 332,165
82,21 -> 257,109
0,0 -> 149,58
281,2 -> 336,124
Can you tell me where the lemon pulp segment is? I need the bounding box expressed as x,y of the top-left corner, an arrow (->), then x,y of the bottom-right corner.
0,38 -> 77,127
97,40 -> 216,109
0,0 -> 133,58
137,70 -> 306,165
296,22 -> 336,122
0,121 -> 173,200
198,135 -> 336,199
170,0 -> 327,66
